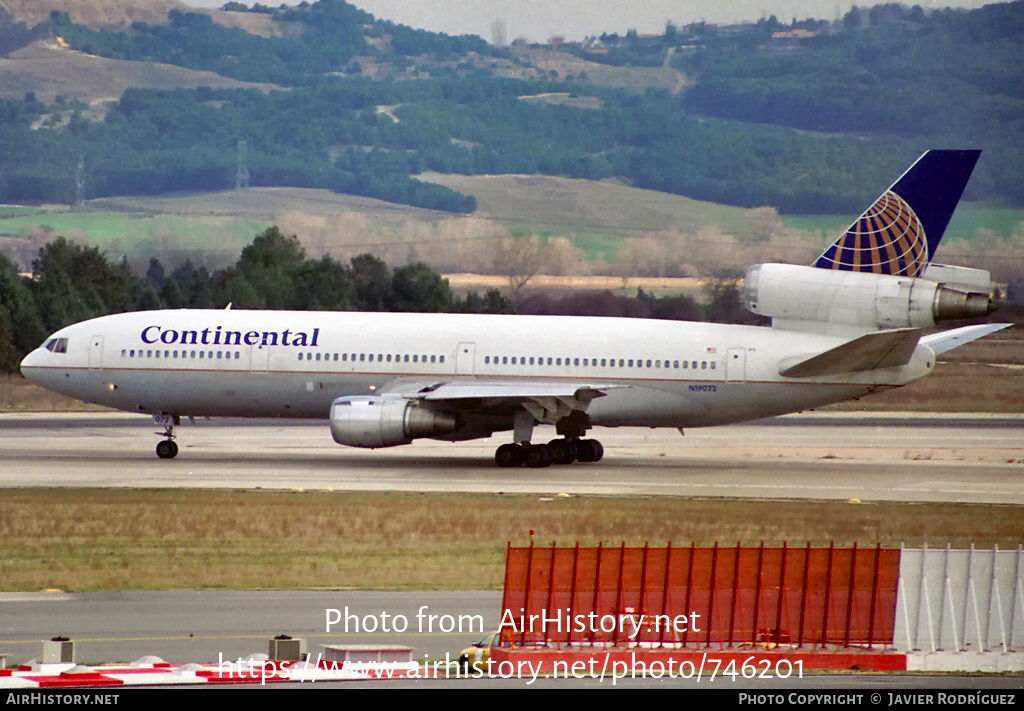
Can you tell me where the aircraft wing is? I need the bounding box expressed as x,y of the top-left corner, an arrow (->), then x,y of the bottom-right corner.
377,379 -> 627,424
414,382 -> 620,402
779,328 -> 923,378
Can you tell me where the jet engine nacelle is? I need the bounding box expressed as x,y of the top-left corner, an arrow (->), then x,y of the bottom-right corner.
744,263 -> 994,331
330,396 -> 458,448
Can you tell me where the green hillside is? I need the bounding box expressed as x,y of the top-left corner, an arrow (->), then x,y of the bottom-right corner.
0,1 -> 1018,218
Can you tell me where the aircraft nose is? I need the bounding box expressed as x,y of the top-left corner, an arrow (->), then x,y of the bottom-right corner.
20,348 -> 44,382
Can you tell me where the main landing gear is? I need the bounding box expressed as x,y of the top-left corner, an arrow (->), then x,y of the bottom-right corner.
155,415 -> 180,459
494,438 -> 604,468
494,410 -> 602,467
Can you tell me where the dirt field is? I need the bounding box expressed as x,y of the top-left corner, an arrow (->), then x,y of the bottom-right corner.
514,47 -> 689,92
0,376 -> 104,412
0,39 -> 280,105
417,173 -> 751,236
1,0 -> 183,28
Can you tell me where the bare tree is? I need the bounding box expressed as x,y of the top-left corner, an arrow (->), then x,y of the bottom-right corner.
492,236 -> 549,294
745,206 -> 784,245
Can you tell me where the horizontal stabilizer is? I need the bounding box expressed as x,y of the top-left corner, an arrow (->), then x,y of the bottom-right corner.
779,328 -> 922,378
921,323 -> 1011,356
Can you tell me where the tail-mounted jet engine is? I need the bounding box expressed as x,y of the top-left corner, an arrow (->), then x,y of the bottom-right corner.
744,263 -> 995,332
329,396 -> 458,448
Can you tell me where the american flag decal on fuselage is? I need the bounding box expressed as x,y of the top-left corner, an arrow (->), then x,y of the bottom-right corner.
814,190 -> 928,277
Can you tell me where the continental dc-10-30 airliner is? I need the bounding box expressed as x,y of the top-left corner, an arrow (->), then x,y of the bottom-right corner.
20,150 -> 1009,466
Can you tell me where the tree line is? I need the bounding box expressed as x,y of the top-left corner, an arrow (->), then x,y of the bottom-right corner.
678,2 -> 1023,204
0,228 -> 759,374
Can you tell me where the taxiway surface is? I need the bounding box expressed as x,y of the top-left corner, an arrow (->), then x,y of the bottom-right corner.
2,591 -> 1021,689
0,590 -> 499,667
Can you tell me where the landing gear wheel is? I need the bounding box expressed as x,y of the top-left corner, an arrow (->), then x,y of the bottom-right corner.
548,438 -> 577,465
154,415 -> 180,459
524,443 -> 551,468
495,443 -> 525,467
156,439 -> 178,459
575,439 -> 603,463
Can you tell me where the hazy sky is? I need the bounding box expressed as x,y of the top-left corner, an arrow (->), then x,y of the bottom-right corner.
181,0 -> 997,42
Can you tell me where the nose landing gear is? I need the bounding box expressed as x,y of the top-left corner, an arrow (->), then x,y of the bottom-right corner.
154,415 -> 180,459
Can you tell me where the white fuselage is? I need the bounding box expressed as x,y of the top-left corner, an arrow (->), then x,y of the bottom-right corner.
20,310 -> 934,434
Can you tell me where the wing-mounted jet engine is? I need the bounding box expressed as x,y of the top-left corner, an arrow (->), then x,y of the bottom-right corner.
329,396 -> 459,448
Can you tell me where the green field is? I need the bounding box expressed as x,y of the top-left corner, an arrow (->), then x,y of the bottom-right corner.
0,205 -> 45,219
784,203 -> 1024,243
0,209 -> 269,266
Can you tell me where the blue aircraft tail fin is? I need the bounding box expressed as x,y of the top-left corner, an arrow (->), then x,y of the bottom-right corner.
813,149 -> 980,277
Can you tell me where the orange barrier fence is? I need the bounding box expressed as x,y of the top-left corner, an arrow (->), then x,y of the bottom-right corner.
501,542 -> 899,649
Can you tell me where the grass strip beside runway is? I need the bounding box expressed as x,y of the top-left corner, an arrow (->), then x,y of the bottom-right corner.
1,489 -> 1021,592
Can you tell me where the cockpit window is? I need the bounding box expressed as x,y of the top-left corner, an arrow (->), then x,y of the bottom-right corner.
44,338 -> 68,354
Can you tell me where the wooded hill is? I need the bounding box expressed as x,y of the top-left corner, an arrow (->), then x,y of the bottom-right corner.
0,1 -> 1020,215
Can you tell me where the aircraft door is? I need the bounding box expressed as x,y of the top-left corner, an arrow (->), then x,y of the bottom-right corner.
89,335 -> 103,369
725,348 -> 746,382
456,342 -> 475,376
250,343 -> 270,372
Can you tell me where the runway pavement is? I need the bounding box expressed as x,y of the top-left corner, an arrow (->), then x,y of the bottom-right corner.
1,411 -> 1022,503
